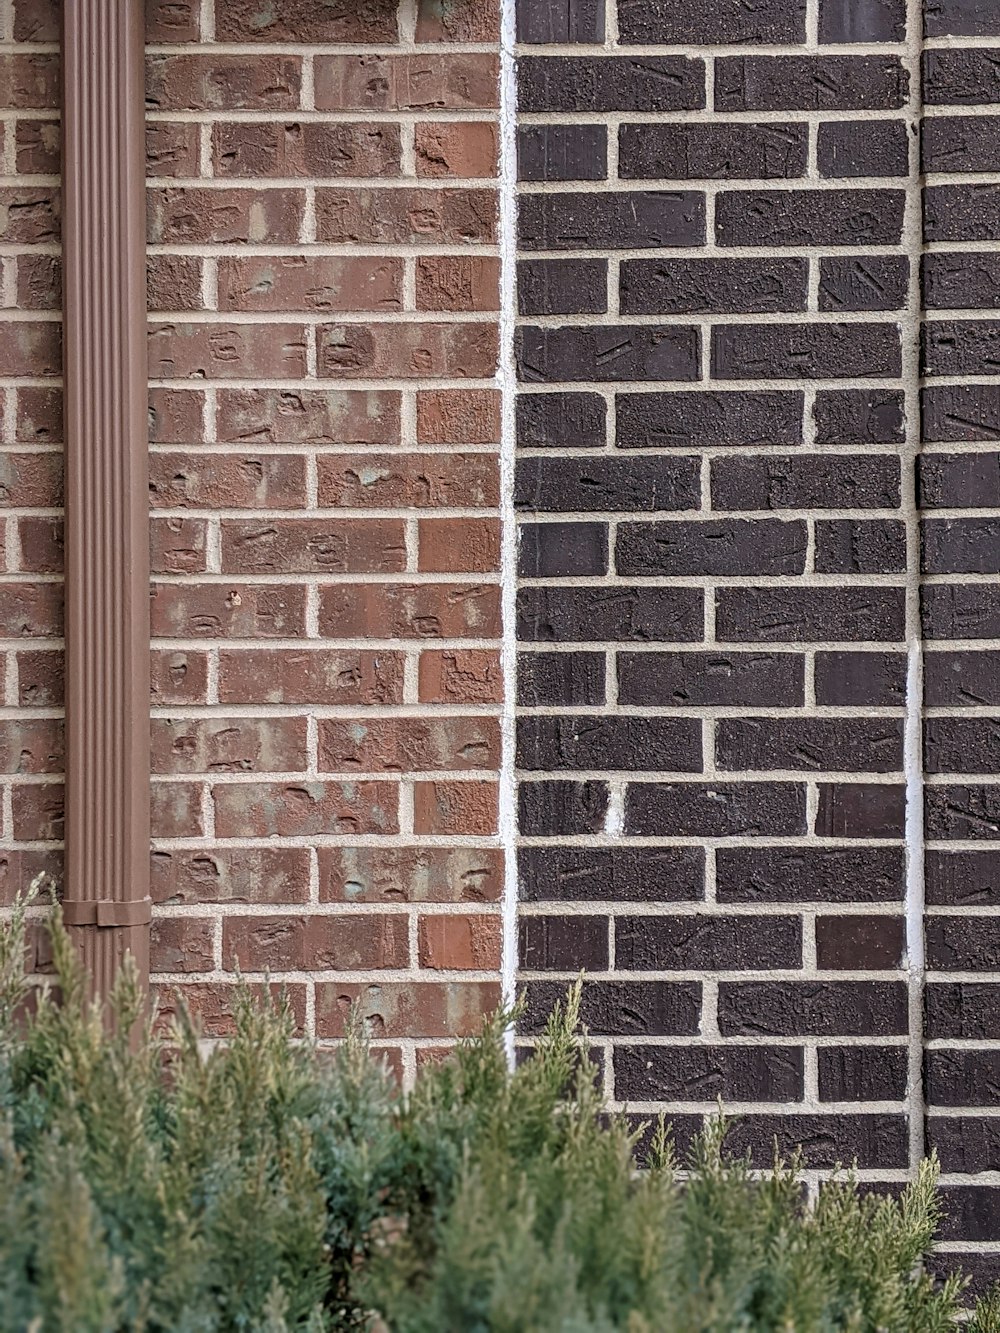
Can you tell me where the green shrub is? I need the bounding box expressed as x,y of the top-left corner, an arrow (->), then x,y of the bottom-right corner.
0,894 -> 996,1333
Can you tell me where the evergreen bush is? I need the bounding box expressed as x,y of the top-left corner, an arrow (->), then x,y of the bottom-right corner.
0,892 -> 996,1332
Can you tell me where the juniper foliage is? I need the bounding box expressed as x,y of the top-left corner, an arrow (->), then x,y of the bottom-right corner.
0,893 -> 996,1332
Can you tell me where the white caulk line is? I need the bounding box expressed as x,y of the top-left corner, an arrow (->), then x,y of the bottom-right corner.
498,0 -> 520,1066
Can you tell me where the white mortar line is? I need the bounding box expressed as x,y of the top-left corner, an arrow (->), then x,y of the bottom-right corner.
498,0 -> 520,1064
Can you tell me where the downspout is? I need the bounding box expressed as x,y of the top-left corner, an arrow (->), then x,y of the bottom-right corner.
61,0 -> 151,999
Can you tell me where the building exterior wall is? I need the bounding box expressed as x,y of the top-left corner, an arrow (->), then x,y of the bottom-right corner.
2,0 -> 1000,1287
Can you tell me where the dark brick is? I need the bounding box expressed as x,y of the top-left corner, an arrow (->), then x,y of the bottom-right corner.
815,650 -> 907,706
617,390 -> 803,448
518,780 -> 608,836
716,587 -> 905,642
615,1045 -> 803,1104
818,120 -> 908,178
926,718 -> 1000,774
814,389 -> 905,444
923,251 -> 1000,308
521,980 -> 701,1036
923,115 -> 1000,174
925,320 -> 1000,381
519,914 -> 609,971
716,846 -> 905,903
926,849 -> 1000,906
517,716 -> 702,772
925,784 -> 1000,840
516,0 -> 604,42
619,123 -> 807,181
619,651 -> 804,707
616,914 -> 802,970
719,981 -> 908,1036
517,652 -> 605,707
617,518 -> 806,576
922,384 -> 1000,442
722,1114 -> 908,1169
924,184 -> 1000,242
517,392 -> 606,448
927,917 -> 1000,971
517,325 -> 700,383
819,0 -> 906,40
922,518 -> 1000,574
927,1118 -> 1000,1174
920,453 -> 1000,508
518,260 -> 607,316
818,1047 -> 909,1102
923,49 -> 1000,107
626,781 -> 807,838
925,649 -> 1000,703
717,188 -> 905,247
619,0 -> 806,42
926,982 -> 1000,1039
715,56 -> 909,112
922,586 -> 1000,641
518,522 -> 607,578
712,455 -> 900,510
712,322 -> 901,380
621,258 -> 806,316
717,718 -> 903,773
816,783 -> 906,838
819,255 -> 909,311
518,56 -> 705,114
517,586 -> 704,643
518,125 -> 607,182
937,1187 -> 1000,1243
519,845 -> 705,903
518,191 -> 705,251
515,456 -> 700,512
925,0 -> 1000,37
815,915 -> 904,969
814,519 -> 907,574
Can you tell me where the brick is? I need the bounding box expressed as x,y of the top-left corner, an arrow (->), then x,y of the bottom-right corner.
318,452 -> 498,508
518,56 -> 705,114
517,652 -> 605,707
151,848 -> 311,906
925,719 -> 1000,774
145,122 -> 198,178
217,650 -> 404,705
816,783 -> 906,838
716,846 -> 905,903
416,0 -> 496,40
815,915 -> 904,970
14,388 -> 62,443
518,324 -> 700,384
0,720 -> 62,775
716,189 -> 905,246
924,320 -> 1000,379
0,453 -> 62,507
923,49 -> 1000,106
414,122 -> 496,179
922,586 -> 1000,641
217,388 -> 399,446
220,518 -> 406,575
156,984 -> 307,1038
617,519 -> 806,577
818,1047 -> 909,1102
319,717 -> 499,774
618,651 -> 803,707
224,913 -> 408,973
923,115 -> 1000,174
318,582 -> 500,640
518,126 -> 607,183
151,718 -> 306,775
150,918 -> 215,974
216,1 -> 396,41
313,54 -> 499,111
0,189 -> 60,245
618,390 -> 804,448
517,587 -> 703,643
923,251 -> 1000,309
146,0 -> 200,40
147,256 -> 202,312
418,388 -> 500,444
927,917 -> 1000,971
518,780 -> 608,836
316,187 -> 496,246
0,55 -> 60,109
515,456 -> 699,513
0,850 -> 62,908
418,650 -> 502,705
318,847 -> 503,904
618,914 -> 801,970
814,520 -> 907,575
517,393 -> 606,448
420,915 -> 501,971
151,584 -> 306,639
620,123 -> 808,181
150,782 -> 203,838
150,650 -> 209,706
518,522 -> 607,578
819,0 -> 906,40
520,980 -> 701,1036
925,0 -> 1000,36
715,587 -> 906,642
937,1188 -> 1000,1243
516,0 -> 604,40
922,384 -> 1000,442
717,719 -> 903,773
924,185 -> 1000,243
925,650 -> 1000,704
818,120 -> 908,178
713,322 -> 901,379
926,850 -> 1000,906
712,455 -> 900,510
149,388 -> 203,443
518,192 -> 705,252
621,258 -> 807,316
16,120 -> 59,175
715,57 -> 908,111
518,716 -> 701,773
0,584 -> 61,638
819,256 -> 909,311
149,453 -> 306,509
519,915 -> 609,971
928,1119 -> 1000,1174
928,1057 -> 1000,1115
717,1115 -> 906,1168
518,846 -> 705,903
413,780 -> 497,836
419,518 -> 500,573
214,781 -> 398,838
518,260 -> 608,317
626,782 -> 807,838
11,783 -> 63,841
214,122 -> 400,179
926,983 -> 1000,1039
816,389 -> 906,446
11,0 -> 59,40
315,980 -> 499,1041
615,1046 -> 803,1103
0,323 -> 60,378
416,257 -> 499,312
145,55 -> 301,109
618,0 -> 806,41
217,255 -> 402,314
719,981 -> 908,1036
923,518 -> 1000,574
318,321 -> 497,380
148,188 -> 304,244
18,518 -> 63,574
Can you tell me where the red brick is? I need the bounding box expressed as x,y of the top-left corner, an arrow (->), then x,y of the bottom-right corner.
215,1 -> 397,42
413,780 -> 498,836
0,189 -> 60,243
146,122 -> 199,178
149,323 -> 308,381
151,583 -> 307,639
216,387 -> 399,445
316,187 -> 496,245
315,979 -> 499,1039
213,122 -> 400,179
415,123 -> 498,179
145,55 -> 302,110
318,846 -> 503,904
217,255 -> 401,314
223,912 -> 408,971
419,649 -> 503,704
151,847 -> 312,906
150,917 -> 215,973
0,453 -> 62,507
149,388 -> 204,443
213,780 -> 398,837
317,452 -> 498,508
149,452 -> 306,509
15,120 -> 59,175
146,0 -> 201,42
417,388 -> 501,444
12,782 -> 63,841
148,188 -> 304,244
11,0 -> 58,40
0,719 -> 63,774
416,0 -> 498,39
0,323 -> 60,377
218,649 -> 405,705
154,983 -> 307,1036
318,321 -> 497,380
0,848 -> 62,907
150,517 -> 208,575
147,255 -> 203,312
15,389 -> 62,443
16,255 -> 61,310
0,55 -> 60,109
151,717 -> 308,775
319,717 -> 500,773
16,650 -> 62,708
151,650 -> 209,705
419,914 -> 501,970
220,517 -> 406,574
17,518 -> 62,574
318,582 -> 500,639
418,518 -> 500,572
314,53 -> 499,111
0,583 -> 61,637
151,781 -> 205,838
415,257 -> 500,312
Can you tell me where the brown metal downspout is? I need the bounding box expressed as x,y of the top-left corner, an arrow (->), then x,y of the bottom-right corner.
61,0 -> 151,999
